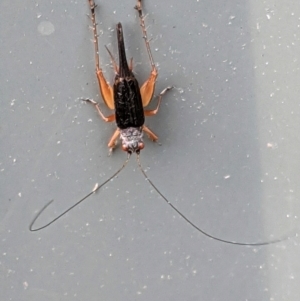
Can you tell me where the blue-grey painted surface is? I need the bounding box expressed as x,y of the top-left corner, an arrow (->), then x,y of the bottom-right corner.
1,0 -> 299,300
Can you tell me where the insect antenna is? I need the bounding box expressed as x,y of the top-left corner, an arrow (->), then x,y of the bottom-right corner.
29,154 -> 131,232
136,155 -> 290,246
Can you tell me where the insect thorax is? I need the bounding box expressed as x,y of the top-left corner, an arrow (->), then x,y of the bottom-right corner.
120,127 -> 144,153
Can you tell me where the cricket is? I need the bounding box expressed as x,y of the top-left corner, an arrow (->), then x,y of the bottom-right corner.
29,0 -> 288,246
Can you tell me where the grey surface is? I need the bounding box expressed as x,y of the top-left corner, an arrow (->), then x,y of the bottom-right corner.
1,0 -> 300,300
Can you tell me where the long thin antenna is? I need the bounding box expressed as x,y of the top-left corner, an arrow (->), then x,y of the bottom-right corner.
136,155 -> 289,246
29,155 -> 131,231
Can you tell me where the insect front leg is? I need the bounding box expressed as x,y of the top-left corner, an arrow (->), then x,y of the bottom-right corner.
144,86 -> 173,117
142,84 -> 173,142
107,129 -> 120,155
82,98 -> 118,153
143,87 -> 173,141
82,98 -> 115,123
142,126 -> 158,141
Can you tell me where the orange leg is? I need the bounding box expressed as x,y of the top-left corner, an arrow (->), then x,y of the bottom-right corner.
108,128 -> 120,154
143,126 -> 158,141
144,86 -> 173,116
140,69 -> 158,108
83,98 -> 118,154
82,98 -> 115,122
143,86 -> 172,142
96,69 -> 114,110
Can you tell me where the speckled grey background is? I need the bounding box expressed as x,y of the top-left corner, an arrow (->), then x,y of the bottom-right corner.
1,0 -> 300,300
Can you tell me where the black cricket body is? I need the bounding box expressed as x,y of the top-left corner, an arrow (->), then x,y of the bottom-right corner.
114,23 -> 145,153
28,0 -> 291,248
114,23 -> 144,129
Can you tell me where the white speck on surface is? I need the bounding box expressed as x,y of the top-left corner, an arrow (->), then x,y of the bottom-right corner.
224,175 -> 231,179
18,193 -> 22,197
93,184 -> 99,192
177,87 -> 184,94
38,21 -> 55,35
266,14 -> 271,20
